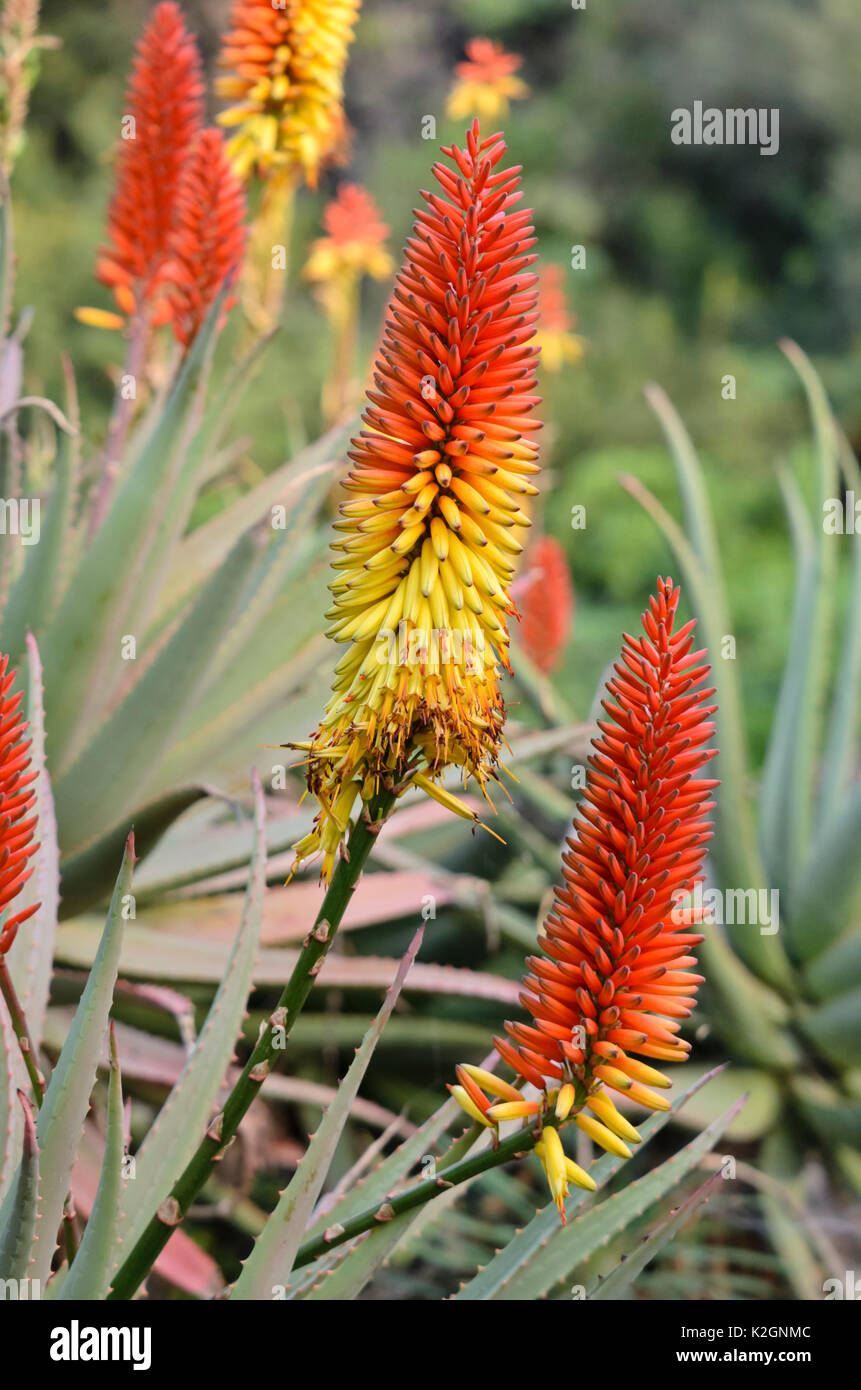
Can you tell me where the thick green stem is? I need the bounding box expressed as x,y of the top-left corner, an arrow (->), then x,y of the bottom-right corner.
0,958 -> 46,1105
108,787 -> 397,1301
294,1118 -> 544,1270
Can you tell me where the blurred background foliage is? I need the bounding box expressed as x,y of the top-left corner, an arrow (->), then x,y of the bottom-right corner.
15,0 -> 861,757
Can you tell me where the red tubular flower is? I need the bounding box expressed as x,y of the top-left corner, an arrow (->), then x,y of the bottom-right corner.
95,1 -> 204,322
450,578 -> 718,1218
498,577 -> 717,1088
0,653 -> 40,955
163,128 -> 248,347
519,534 -> 574,674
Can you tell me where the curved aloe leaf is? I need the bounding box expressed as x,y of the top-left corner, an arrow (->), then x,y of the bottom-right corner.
620,468 -> 791,990
589,1171 -> 724,1299
57,1025 -> 125,1300
40,292 -> 225,770
150,420 -> 343,629
116,770 -> 266,1257
52,533 -> 257,857
6,635 -> 59,1048
804,926 -> 861,1000
789,780 -> 861,963
59,786 -> 205,920
27,835 -> 133,1283
0,999 -> 25,1206
641,388 -> 760,888
820,436 -> 861,818
760,343 -> 839,910
0,428 -> 74,663
799,986 -> 861,1069
0,1092 -> 38,1281
791,1075 -> 861,1149
230,929 -> 424,1300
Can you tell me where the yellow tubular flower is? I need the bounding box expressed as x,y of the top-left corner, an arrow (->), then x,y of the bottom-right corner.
288,120 -> 541,882
216,0 -> 361,185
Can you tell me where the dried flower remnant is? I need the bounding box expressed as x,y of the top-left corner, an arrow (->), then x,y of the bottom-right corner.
450,578 -> 718,1220
0,653 -> 40,955
289,120 -> 542,882
216,0 -> 362,186
519,535 -> 574,674
535,264 -> 584,374
446,39 -> 529,123
87,1 -> 204,328
163,128 -> 248,347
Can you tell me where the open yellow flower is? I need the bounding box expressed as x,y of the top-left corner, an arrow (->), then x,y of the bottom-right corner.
289,120 -> 542,881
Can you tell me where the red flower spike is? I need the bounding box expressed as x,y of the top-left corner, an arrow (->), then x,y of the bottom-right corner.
449,579 -> 718,1216
0,653 -> 40,956
96,1 -> 204,321
519,535 -> 574,673
163,128 -> 248,347
502,577 -> 717,1091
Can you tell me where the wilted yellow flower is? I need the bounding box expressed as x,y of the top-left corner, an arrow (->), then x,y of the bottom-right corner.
216,0 -> 361,185
535,264 -> 585,373
288,121 -> 542,881
446,39 -> 528,123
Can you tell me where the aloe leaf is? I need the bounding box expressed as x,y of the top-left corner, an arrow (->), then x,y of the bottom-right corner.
57,1025 -> 125,1300
149,627 -> 326,795
230,929 -> 424,1299
27,835 -> 133,1283
0,999 -> 23,1207
804,926 -> 861,1000
455,1063 -> 733,1301
302,1129 -> 497,1302
697,929 -> 800,1069
641,389 -> 759,886
820,438 -> 861,818
285,1096 -> 462,1298
791,1075 -> 861,1148
127,336 -> 284,632
0,1092 -> 39,1281
589,1170 -> 724,1299
117,771 -> 266,1256
666,1063 -> 782,1141
152,418 -> 348,627
760,343 -> 839,909
58,787 -> 205,920
493,1091 -> 746,1300
6,635 -> 59,1048
620,469 -> 791,990
39,293 -> 225,770
52,533 -> 257,857
132,805 -> 308,899
788,777 -> 861,967
0,428 -> 74,662
799,986 -> 861,1068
